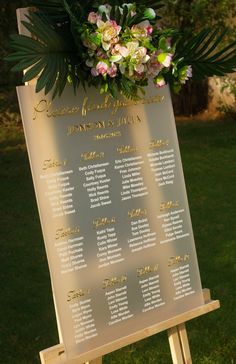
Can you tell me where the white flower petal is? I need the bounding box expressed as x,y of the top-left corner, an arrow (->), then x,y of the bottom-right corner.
110,55 -> 122,62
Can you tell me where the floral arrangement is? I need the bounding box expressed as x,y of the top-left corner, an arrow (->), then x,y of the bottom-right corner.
6,0 -> 236,99
81,4 -> 192,92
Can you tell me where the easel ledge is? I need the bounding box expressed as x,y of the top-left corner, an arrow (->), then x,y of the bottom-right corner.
39,289 -> 219,364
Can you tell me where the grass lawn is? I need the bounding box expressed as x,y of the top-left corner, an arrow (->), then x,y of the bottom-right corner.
0,116 -> 236,364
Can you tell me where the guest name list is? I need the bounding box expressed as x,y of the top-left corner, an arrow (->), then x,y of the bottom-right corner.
17,84 -> 204,360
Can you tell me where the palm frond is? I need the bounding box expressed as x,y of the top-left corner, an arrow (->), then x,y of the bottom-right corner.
175,29 -> 236,78
31,0 -> 68,21
5,13 -> 77,97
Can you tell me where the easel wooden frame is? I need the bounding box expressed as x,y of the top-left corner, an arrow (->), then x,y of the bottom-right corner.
38,289 -> 219,364
16,8 -> 220,364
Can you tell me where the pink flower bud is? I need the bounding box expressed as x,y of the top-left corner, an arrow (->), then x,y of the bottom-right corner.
146,25 -> 153,35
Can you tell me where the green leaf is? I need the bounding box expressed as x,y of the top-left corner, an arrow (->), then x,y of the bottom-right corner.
45,60 -> 58,95
11,56 -> 42,73
194,29 -> 227,59
23,59 -> 46,82
6,11 -> 76,97
56,58 -> 70,96
120,5 -> 128,27
175,29 -> 236,78
9,34 -> 45,52
22,14 -> 59,46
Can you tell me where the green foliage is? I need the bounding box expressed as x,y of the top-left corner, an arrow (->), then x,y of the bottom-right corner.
175,28 -> 236,78
161,0 -> 236,34
158,0 -> 236,115
5,12 -> 78,97
217,75 -> 236,116
4,0 -> 236,99
5,0 -> 169,99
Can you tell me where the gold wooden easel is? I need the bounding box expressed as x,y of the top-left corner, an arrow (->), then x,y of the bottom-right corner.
16,8 -> 220,364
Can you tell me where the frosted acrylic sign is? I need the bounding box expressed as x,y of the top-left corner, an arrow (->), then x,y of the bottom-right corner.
17,84 -> 204,359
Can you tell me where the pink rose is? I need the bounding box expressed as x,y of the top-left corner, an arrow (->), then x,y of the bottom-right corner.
112,44 -> 129,57
157,52 -> 173,68
162,53 -> 172,67
96,49 -> 107,59
96,61 -> 108,75
88,12 -> 101,24
147,52 -> 162,75
91,68 -> 99,76
154,76 -> 166,87
107,63 -> 117,78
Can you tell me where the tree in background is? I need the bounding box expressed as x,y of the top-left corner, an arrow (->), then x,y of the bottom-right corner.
161,0 -> 236,115
163,0 -> 235,32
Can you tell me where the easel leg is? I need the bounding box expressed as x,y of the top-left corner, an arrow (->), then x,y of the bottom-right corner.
168,326 -> 184,364
178,323 -> 192,363
168,323 -> 192,364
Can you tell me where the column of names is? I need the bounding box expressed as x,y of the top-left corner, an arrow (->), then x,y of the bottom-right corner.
170,261 -> 195,300
103,276 -> 133,326
147,148 -> 176,186
157,208 -> 190,244
94,217 -> 124,268
127,209 -> 157,252
79,162 -> 111,209
114,156 -> 148,201
41,170 -> 76,218
68,296 -> 98,344
55,227 -> 87,274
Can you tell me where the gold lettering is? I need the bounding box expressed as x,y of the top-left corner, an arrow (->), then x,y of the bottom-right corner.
81,97 -> 88,116
67,288 -> 90,302
137,264 -> 159,277
160,201 -> 179,211
116,115 -> 142,127
33,99 -> 51,120
168,254 -> 190,267
82,95 -> 112,116
95,121 -> 106,129
128,208 -> 147,219
93,131 -> 121,140
33,100 -> 81,120
81,151 -> 105,161
55,226 -> 80,240
117,145 -> 138,154
33,94 -> 164,120
93,217 -> 116,229
149,139 -> 170,149
67,124 -> 79,135
42,158 -> 67,171
67,115 -> 142,137
102,275 -> 127,290
107,120 -> 115,127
